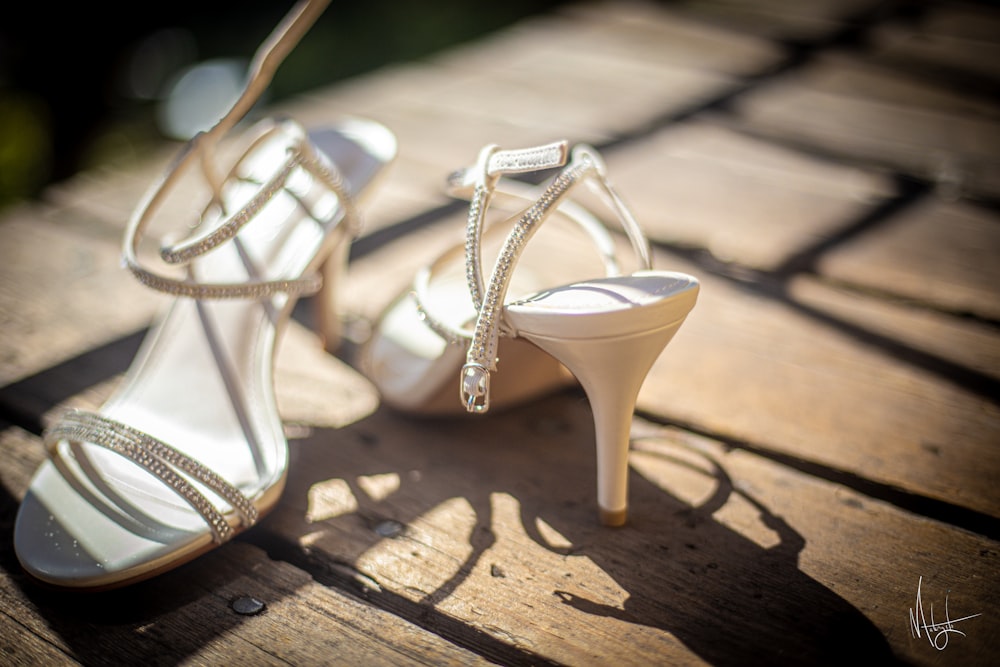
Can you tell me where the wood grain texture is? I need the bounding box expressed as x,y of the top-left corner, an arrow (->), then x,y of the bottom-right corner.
734,66 -> 1000,198
247,405 -> 1000,665
640,253 -> 1000,520
1,0 -> 998,664
817,198 -> 1000,322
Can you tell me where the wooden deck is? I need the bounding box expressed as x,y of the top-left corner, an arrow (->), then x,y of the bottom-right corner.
2,0 -> 998,664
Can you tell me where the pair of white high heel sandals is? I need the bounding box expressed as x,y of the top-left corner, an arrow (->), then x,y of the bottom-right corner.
14,0 -> 699,591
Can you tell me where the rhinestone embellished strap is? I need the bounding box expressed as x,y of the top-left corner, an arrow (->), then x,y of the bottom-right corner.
409,142 -> 571,345
461,141 -> 569,312
447,141 -> 570,193
121,0 -> 349,302
122,119 -> 356,301
460,152 -> 594,412
458,144 -> 654,413
44,409 -> 259,544
160,136 -> 359,266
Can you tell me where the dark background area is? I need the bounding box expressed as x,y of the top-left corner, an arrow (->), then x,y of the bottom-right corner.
0,0 -> 568,211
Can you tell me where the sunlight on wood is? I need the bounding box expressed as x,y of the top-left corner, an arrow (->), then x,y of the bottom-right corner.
275,321 -> 380,428
356,496 -> 477,600
631,431 -> 780,550
533,517 -> 573,551
357,472 -> 401,501
306,478 -> 358,522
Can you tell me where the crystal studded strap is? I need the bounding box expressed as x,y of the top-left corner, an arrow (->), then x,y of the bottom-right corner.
462,142 -> 569,311
122,119 -> 354,300
412,176 -> 626,346
460,144 -> 654,413
447,141 -> 570,194
44,410 -> 258,545
121,0 -> 348,301
159,137 -> 358,266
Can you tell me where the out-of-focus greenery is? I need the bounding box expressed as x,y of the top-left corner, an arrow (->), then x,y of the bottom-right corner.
0,0 -> 566,211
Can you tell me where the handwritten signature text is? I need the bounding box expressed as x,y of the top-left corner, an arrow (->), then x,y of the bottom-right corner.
909,576 -> 981,650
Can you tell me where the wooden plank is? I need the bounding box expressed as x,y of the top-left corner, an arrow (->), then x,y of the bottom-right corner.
817,197 -> 1000,322
732,62 -> 1000,198
561,0 -> 785,77
801,51 -> 999,118
668,0 -> 881,41
275,320 -> 382,429
600,119 -> 898,269
867,3 -> 1000,81
915,0 -> 1000,43
39,147 -> 176,233
628,423 -> 1000,666
787,273 -> 1000,391
0,203 -> 165,388
0,426 -> 490,666
0,609 -> 77,666
255,403 -> 1000,665
0,425 -> 46,498
640,253 -> 1000,520
417,52 -> 732,144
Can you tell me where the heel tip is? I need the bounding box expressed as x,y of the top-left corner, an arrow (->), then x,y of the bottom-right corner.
599,507 -> 627,527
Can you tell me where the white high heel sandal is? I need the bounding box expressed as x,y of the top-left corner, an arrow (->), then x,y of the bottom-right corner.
14,0 -> 396,590
363,140 -> 698,526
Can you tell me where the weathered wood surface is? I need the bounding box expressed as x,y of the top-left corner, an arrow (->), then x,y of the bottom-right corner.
1,0 -> 998,665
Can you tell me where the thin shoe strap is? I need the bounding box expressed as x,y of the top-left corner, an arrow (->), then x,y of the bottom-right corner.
44,410 -> 258,544
459,143 -> 653,413
199,0 -> 332,195
121,0 -> 349,301
413,150 -> 625,345
122,121 -> 347,300
459,141 -> 569,311
159,133 -> 358,266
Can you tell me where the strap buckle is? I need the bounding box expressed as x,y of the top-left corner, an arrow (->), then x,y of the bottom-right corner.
460,363 -> 491,413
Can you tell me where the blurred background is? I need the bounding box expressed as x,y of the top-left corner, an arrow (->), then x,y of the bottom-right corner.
0,0 -> 567,212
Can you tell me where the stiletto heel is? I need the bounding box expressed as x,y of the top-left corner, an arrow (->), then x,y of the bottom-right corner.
14,0 -> 396,591
363,140 -> 698,525
518,307 -> 693,525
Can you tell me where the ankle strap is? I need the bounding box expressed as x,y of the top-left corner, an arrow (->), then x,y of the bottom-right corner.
191,0 -> 331,209
447,141 -> 569,194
